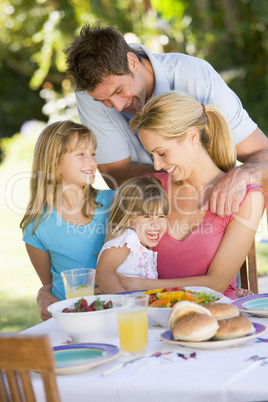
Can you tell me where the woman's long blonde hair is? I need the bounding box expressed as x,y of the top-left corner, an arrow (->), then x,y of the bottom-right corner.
20,120 -> 100,234
106,177 -> 169,242
130,91 -> 236,172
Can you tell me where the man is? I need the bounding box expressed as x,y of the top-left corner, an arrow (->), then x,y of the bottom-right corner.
65,21 -> 268,217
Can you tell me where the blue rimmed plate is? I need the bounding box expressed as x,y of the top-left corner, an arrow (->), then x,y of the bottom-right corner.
116,290 -> 145,294
232,293 -> 268,317
160,323 -> 266,350
53,343 -> 120,374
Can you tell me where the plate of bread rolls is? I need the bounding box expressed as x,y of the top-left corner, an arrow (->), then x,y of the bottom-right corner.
160,301 -> 266,349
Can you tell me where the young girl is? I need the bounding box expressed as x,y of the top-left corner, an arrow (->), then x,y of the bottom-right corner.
111,91 -> 266,299
20,120 -> 114,319
95,177 -> 169,293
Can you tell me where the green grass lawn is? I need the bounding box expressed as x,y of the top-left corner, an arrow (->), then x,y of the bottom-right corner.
1,131 -> 267,333
0,132 -> 43,332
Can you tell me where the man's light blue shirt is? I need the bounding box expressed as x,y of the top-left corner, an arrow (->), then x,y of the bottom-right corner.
76,45 -> 256,165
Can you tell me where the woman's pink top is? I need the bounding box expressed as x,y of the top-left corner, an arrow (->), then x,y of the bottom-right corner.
151,172 -> 266,299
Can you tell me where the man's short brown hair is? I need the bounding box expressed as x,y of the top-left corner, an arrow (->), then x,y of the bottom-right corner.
65,21 -> 141,92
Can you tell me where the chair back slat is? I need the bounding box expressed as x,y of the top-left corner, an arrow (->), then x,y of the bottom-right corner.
0,370 -> 9,402
20,371 -> 36,402
5,371 -> 23,402
42,372 -> 61,402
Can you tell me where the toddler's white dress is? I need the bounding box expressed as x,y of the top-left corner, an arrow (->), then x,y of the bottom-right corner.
97,228 -> 158,279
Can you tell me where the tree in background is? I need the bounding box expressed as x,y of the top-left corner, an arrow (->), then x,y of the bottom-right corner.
152,0 -> 268,134
0,0 -> 267,140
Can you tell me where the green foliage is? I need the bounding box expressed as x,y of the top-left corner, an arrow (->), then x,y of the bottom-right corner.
0,62 -> 46,139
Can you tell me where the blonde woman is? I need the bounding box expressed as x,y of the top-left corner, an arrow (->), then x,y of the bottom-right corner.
95,177 -> 169,293
113,91 -> 266,299
20,121 -> 114,319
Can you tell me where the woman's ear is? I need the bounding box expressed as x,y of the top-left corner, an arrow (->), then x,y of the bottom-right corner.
127,52 -> 140,73
187,126 -> 200,144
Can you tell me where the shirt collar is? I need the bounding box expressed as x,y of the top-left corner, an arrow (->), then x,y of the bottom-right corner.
129,43 -> 171,96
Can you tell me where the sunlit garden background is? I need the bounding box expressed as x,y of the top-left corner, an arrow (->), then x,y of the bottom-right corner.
1,0 -> 268,332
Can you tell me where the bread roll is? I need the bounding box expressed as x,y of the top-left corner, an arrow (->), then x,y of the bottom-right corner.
172,312 -> 219,342
213,316 -> 255,340
204,302 -> 239,320
168,301 -> 212,331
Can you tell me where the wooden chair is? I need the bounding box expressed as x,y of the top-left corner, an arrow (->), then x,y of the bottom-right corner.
239,185 -> 268,294
0,334 -> 60,402
240,240 -> 258,294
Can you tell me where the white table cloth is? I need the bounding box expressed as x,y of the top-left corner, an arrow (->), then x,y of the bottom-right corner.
22,310 -> 268,402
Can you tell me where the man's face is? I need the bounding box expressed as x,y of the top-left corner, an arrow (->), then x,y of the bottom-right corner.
88,71 -> 147,116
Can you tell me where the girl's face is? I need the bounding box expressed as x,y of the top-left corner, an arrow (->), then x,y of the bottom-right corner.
140,129 -> 197,182
58,136 -> 97,188
130,211 -> 167,248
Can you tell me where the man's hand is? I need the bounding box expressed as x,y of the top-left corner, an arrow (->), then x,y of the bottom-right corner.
201,167 -> 249,217
37,284 -> 59,321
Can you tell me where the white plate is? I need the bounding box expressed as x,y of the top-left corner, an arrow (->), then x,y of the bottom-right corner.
148,286 -> 224,328
232,293 -> 268,317
53,343 -> 120,374
160,322 -> 266,350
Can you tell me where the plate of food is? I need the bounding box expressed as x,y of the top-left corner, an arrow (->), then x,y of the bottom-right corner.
145,286 -> 224,327
53,343 -> 120,374
160,322 -> 266,350
232,293 -> 268,317
160,300 -> 266,349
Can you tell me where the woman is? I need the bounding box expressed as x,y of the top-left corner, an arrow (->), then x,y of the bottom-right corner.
110,91 -> 265,299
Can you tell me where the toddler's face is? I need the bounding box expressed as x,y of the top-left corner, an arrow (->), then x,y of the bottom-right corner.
130,211 -> 167,248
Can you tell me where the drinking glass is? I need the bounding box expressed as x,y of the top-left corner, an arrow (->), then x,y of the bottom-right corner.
61,268 -> 95,299
115,293 -> 149,355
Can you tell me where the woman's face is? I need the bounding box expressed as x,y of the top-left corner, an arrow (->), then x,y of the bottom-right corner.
140,129 -> 197,182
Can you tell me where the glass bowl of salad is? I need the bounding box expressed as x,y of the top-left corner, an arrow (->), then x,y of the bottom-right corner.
146,286 -> 223,327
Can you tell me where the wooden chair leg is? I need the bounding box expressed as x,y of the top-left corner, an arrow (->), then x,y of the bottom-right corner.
247,241 -> 259,294
240,260 -> 248,290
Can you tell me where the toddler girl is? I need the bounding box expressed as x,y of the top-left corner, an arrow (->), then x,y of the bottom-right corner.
96,177 -> 169,293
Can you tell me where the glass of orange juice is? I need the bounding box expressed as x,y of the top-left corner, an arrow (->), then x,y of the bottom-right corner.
115,293 -> 149,355
61,268 -> 95,299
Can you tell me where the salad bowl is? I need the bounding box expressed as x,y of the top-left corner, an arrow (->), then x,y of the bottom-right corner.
147,286 -> 223,328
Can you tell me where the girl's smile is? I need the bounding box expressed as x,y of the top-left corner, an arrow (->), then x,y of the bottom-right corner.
130,213 -> 167,248
58,136 -> 97,187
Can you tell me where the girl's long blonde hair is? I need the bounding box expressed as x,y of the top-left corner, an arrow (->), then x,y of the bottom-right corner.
106,177 -> 169,242
20,120 -> 99,234
130,91 -> 236,172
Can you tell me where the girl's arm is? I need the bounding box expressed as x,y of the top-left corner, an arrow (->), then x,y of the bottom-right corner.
115,190 -> 265,293
25,244 -> 59,320
25,244 -> 52,285
95,245 -> 131,293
